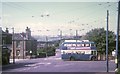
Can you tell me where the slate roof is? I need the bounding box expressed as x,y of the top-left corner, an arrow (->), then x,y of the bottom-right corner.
13,33 -> 36,41
14,33 -> 24,40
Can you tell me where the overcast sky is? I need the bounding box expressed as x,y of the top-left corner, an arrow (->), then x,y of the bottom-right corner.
1,0 -> 119,36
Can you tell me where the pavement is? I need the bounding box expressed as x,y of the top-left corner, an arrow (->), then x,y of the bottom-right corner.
10,59 -> 29,63
2,58 -> 30,70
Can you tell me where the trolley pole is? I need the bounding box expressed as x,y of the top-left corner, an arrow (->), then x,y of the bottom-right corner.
106,10 -> 109,72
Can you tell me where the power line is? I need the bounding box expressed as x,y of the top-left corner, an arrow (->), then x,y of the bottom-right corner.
2,2 -> 118,36
67,2 -> 117,24
3,2 -> 116,20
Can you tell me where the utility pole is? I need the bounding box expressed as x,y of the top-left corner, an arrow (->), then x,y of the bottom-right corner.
115,0 -> 120,72
106,10 -> 109,72
46,36 -> 48,57
12,27 -> 15,64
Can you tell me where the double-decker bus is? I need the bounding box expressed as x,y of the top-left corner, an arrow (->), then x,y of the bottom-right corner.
60,40 -> 97,61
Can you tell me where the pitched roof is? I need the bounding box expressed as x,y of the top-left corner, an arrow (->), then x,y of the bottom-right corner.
14,33 -> 24,40
13,33 -> 36,41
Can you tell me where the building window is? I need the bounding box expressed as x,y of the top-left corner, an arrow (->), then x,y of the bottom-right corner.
16,41 -> 20,48
16,50 -> 20,56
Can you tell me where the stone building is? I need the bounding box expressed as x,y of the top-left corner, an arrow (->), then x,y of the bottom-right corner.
10,27 -> 37,59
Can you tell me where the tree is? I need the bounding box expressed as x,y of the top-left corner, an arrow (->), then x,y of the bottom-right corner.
84,28 -> 115,60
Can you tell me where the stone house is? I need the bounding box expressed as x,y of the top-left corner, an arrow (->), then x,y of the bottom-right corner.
10,27 -> 37,59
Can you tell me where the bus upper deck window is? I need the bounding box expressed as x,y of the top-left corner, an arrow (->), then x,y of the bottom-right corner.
68,44 -> 72,47
72,44 -> 76,47
77,44 -> 81,47
82,44 -> 84,47
85,44 -> 90,47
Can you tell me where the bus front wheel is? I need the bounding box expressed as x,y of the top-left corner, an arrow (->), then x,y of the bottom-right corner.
91,56 -> 96,61
70,56 -> 75,61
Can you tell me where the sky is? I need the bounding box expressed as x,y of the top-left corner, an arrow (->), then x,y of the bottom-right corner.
1,0 -> 119,36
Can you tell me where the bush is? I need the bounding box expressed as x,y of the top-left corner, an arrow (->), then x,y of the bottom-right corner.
117,68 -> 120,74
37,52 -> 46,58
2,56 -> 9,65
46,46 -> 55,56
37,46 -> 56,57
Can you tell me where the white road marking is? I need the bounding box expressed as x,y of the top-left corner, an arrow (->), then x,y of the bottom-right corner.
18,67 -> 31,71
25,62 -> 52,67
46,62 -> 51,65
25,68 -> 31,70
25,64 -> 37,67
44,58 -> 61,60
19,62 -> 51,71
37,62 -> 51,65
23,68 -> 27,71
54,64 -> 73,67
33,66 -> 38,69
